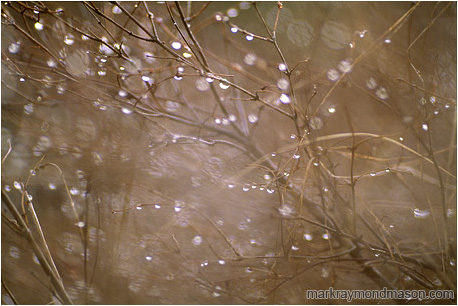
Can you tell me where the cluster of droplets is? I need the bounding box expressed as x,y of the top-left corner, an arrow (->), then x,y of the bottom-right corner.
214,116 -> 232,126
173,200 -> 185,213
8,41 -> 20,54
365,77 -> 389,100
327,58 -> 353,82
413,207 -> 430,219
235,182 -> 275,194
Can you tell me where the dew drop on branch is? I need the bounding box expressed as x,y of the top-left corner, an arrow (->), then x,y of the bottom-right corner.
327,68 -> 340,81
34,22 -> 44,31
8,42 -> 20,54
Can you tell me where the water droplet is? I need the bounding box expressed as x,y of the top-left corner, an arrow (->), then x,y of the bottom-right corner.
4,185 -> 11,192
304,233 -> 313,241
413,208 -> 430,219
422,123 -> 429,131
64,34 -> 75,45
192,235 -> 203,246
136,206 -> 142,210
291,245 -> 299,251
76,221 -> 85,228
429,96 -> 436,104
384,38 -> 391,44
327,106 -> 336,114
47,183 -> 56,190
227,8 -> 238,17
247,114 -> 258,124
97,69 -> 107,76
249,239 -> 256,244
275,79 -> 289,92
245,267 -> 254,273
290,134 -> 296,139
278,63 -> 287,71
144,255 -> 153,262
230,27 -> 238,33
154,204 -> 161,209
279,93 -> 290,104
322,232 -> 330,240
32,254 -> 40,265
165,100 -> 180,112
82,34 -> 90,41
69,187 -> 79,196
327,68 -> 340,81
174,200 -> 185,212
266,188 -> 275,194
214,118 -> 221,124
450,259 -> 456,266
366,77 -> 377,90
358,30 -> 367,38
9,246 -> 20,259
432,278 -> 442,286
278,205 -> 294,217
195,78 -> 210,92
98,42 -> 111,56
212,292 -> 221,298
445,103 -> 450,109
180,51 -> 191,58
171,41 -> 182,50
447,208 -> 455,217
218,259 -> 226,265
375,87 -> 389,100
370,171 -> 376,176
389,224 -> 394,228
118,89 -> 128,98
242,184 -> 250,192
399,137 -> 404,142
58,144 -> 68,155
245,35 -> 254,41
338,59 -> 353,73
34,22 -> 44,31
174,75 -> 183,81
293,154 -> 300,159
243,53 -> 257,66
240,1 -> 250,9
238,222 -> 248,230
271,153 -> 276,157
24,103 -> 34,115
8,42 -> 20,54
419,97 -> 427,105
310,117 -> 323,130
73,146 -> 83,159
215,14 -> 223,22
228,114 -> 237,122
321,267 -> 330,278
200,260 -> 209,267
112,5 -> 122,14
385,168 -> 390,173
219,82 -> 230,90
221,118 -> 230,125
140,75 -> 151,82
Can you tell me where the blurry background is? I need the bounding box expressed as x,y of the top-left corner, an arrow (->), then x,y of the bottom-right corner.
1,1 -> 456,304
